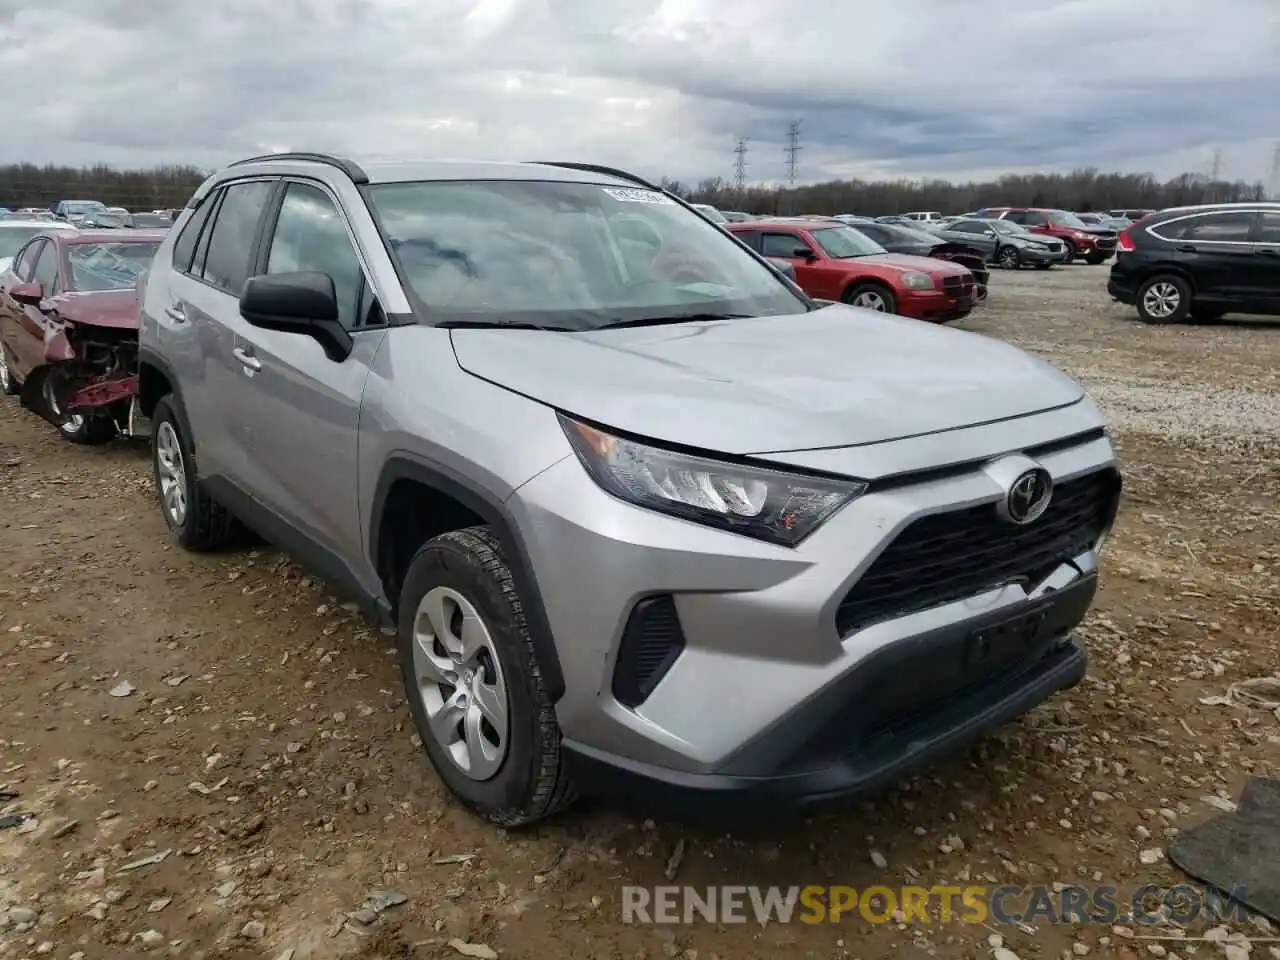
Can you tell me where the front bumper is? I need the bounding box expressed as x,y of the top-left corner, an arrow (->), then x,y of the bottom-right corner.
1020,245 -> 1063,265
898,289 -> 973,323
509,411 -> 1118,798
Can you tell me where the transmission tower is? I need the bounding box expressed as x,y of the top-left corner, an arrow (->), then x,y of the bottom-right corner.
784,120 -> 802,187
733,137 -> 748,192
1209,147 -> 1223,181
1269,142 -> 1280,200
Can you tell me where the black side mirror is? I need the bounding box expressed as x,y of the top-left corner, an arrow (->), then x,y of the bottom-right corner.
791,247 -> 815,260
239,271 -> 353,362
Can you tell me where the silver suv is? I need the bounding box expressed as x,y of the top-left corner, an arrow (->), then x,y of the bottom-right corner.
137,153 -> 1122,825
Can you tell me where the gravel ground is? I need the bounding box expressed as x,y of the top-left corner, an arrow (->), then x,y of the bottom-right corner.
1,265 -> 1278,960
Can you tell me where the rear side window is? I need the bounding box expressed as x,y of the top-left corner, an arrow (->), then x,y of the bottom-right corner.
1165,212 -> 1255,243
171,200 -> 215,272
732,230 -> 763,252
1257,212 -> 1280,244
198,180 -> 275,294
32,241 -> 59,293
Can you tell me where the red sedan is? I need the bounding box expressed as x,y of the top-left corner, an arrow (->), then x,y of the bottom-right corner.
728,219 -> 977,322
0,229 -> 164,443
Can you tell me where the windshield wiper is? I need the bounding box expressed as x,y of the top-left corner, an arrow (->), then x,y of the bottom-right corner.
436,319 -> 575,331
594,312 -> 751,330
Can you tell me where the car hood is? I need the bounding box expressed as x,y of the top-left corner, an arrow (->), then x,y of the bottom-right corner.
450,304 -> 1085,454
861,253 -> 969,276
1077,226 -> 1118,238
46,289 -> 140,329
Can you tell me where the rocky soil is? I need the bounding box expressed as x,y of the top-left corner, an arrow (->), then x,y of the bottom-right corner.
1,265 -> 1278,959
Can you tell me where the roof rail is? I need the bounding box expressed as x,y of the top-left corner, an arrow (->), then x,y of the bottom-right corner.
526,161 -> 662,192
227,152 -> 368,184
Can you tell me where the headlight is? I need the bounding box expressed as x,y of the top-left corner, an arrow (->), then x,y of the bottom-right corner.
900,272 -> 934,291
559,416 -> 867,546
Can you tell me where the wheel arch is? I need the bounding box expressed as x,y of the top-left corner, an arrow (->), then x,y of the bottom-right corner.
1137,264 -> 1199,295
842,275 -> 898,303
369,453 -> 566,703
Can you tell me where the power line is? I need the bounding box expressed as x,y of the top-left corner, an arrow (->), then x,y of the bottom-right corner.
784,120 -> 802,187
732,137 -> 748,192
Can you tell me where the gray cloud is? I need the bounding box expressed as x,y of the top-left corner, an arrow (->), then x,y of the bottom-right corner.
0,0 -> 1275,185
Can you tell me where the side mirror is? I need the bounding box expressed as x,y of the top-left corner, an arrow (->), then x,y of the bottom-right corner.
983,230 -> 996,237
10,282 -> 43,306
791,247 -> 815,260
239,271 -> 352,362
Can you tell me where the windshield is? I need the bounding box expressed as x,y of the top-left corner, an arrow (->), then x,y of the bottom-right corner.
809,226 -> 887,258
887,224 -> 944,245
67,241 -> 160,291
83,213 -> 130,228
1047,210 -> 1089,228
692,204 -> 728,224
130,214 -> 172,228
364,180 -> 808,329
62,201 -> 106,216
987,219 -> 1025,235
0,226 -> 52,258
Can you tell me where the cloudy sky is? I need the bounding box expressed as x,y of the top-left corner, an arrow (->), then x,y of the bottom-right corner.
1,0 -> 1277,187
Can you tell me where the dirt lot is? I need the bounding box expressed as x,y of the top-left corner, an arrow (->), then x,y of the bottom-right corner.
1,265 -> 1278,960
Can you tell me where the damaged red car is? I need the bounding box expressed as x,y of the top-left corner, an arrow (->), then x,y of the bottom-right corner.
0,230 -> 163,444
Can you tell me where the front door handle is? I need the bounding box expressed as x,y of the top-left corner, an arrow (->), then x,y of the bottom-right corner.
164,304 -> 187,323
1175,245 -> 1198,253
233,346 -> 261,372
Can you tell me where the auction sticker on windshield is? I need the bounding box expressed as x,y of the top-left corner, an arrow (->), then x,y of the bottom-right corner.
602,187 -> 673,204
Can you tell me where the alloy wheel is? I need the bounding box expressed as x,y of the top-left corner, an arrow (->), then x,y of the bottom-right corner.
998,247 -> 1019,268
0,349 -> 10,394
852,290 -> 888,311
43,377 -> 84,435
412,586 -> 509,781
155,421 -> 188,526
1142,282 -> 1181,320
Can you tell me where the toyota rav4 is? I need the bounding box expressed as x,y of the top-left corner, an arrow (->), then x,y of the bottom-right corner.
136,154 -> 1122,825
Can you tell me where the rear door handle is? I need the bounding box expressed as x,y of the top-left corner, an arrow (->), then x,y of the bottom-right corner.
1175,245 -> 1198,253
232,346 -> 261,372
164,304 -> 186,323
1255,248 -> 1278,257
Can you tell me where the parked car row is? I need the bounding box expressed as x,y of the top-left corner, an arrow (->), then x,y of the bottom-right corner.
0,152 -> 1123,829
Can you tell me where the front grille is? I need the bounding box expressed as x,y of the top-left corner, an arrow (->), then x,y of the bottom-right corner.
611,595 -> 686,708
834,468 -> 1119,636
941,275 -> 975,297
1045,241 -> 1063,252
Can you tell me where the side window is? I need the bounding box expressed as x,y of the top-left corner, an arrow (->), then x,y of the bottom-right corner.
12,239 -> 42,280
1022,211 -> 1047,226
761,232 -> 809,258
171,199 -> 215,273
199,180 -> 275,294
1256,212 -> 1280,244
733,230 -> 763,253
857,225 -> 888,243
32,241 -> 59,293
1002,211 -> 1025,224
1180,212 -> 1255,243
265,182 -> 368,329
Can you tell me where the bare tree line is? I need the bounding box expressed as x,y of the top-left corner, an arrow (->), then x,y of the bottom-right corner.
0,161 -> 1268,216
664,168 -> 1271,216
0,163 -> 209,211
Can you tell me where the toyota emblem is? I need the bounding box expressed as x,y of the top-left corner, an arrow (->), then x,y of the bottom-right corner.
1003,468 -> 1053,525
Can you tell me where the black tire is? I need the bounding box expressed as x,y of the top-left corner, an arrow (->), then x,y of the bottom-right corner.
1060,241 -> 1077,262
1135,274 -> 1191,325
42,376 -> 117,445
398,527 -> 575,826
844,283 -> 898,314
1190,308 -> 1225,323
996,246 -> 1021,269
1033,263 -> 1052,270
150,395 -> 243,551
1086,253 -> 1109,265
0,346 -> 19,396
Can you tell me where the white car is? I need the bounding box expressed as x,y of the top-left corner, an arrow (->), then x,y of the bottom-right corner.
0,220 -> 77,275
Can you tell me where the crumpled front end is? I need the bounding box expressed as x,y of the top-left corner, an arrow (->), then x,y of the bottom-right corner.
38,320 -> 146,437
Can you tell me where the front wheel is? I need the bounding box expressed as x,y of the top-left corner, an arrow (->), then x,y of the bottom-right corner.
1060,241 -> 1077,262
1086,253 -> 1110,265
1135,275 -> 1191,324
399,527 -> 576,826
844,284 -> 898,314
996,246 -> 1021,269
43,375 -> 116,445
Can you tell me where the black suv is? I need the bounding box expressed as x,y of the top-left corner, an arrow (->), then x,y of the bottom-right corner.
1108,203 -> 1280,323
